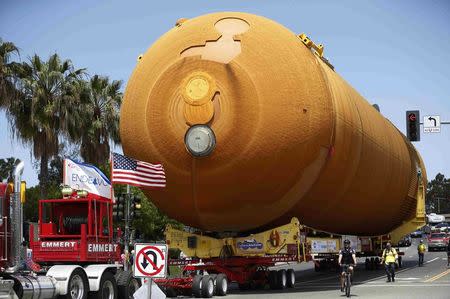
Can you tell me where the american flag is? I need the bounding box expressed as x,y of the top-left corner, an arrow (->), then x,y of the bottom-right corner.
111,152 -> 166,188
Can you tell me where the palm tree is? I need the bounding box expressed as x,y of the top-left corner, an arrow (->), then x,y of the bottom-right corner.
0,38 -> 21,111
74,75 -> 122,165
8,53 -> 85,197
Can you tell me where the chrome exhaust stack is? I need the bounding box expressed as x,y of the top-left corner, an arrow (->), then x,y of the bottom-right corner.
6,161 -> 25,273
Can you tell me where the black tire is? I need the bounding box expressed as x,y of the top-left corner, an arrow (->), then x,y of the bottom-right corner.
89,271 -> 117,299
61,268 -> 89,299
345,274 -> 351,297
216,274 -> 228,296
165,287 -> 178,298
116,270 -> 141,299
268,270 -> 278,289
286,269 -> 295,288
201,275 -> 214,298
365,258 -> 370,270
314,263 -> 320,272
192,275 -> 203,298
276,269 -> 287,289
209,274 -> 217,295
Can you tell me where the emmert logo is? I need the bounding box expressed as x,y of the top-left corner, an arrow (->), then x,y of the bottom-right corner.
88,243 -> 118,252
41,241 -> 76,248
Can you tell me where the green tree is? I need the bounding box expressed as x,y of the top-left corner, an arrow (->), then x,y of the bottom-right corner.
114,187 -> 182,242
426,173 -> 450,214
6,53 -> 84,197
69,75 -> 122,166
0,38 -> 21,108
0,157 -> 20,182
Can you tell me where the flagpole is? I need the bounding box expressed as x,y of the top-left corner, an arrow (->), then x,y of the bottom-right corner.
124,183 -> 130,272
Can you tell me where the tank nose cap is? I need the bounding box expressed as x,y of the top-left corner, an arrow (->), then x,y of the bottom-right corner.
182,71 -> 216,106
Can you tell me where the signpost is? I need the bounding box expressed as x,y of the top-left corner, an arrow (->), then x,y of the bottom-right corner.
423,115 -> 441,133
134,243 -> 168,299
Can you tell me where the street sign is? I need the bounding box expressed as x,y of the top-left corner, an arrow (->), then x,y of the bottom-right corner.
423,115 -> 441,133
134,243 -> 168,278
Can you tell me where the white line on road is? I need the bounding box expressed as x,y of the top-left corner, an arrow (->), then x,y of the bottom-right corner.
426,257 -> 440,264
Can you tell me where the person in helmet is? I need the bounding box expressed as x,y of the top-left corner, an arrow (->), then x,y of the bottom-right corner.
417,240 -> 426,266
380,242 -> 398,282
338,239 -> 357,292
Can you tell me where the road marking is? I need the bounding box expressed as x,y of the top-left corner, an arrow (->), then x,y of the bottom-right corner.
425,269 -> 450,282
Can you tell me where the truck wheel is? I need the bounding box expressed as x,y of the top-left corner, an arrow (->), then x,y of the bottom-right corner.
192,275 -> 203,298
201,275 -> 214,298
276,269 -> 287,289
286,269 -> 295,288
116,270 -> 141,299
268,270 -> 278,289
63,268 -> 89,299
165,287 -> 178,298
216,274 -> 228,296
90,271 -> 117,299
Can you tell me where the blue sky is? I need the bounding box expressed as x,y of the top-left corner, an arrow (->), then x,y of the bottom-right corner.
1,0 -> 449,186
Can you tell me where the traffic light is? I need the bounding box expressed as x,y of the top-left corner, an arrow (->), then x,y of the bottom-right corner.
130,195 -> 142,219
113,194 -> 126,222
406,110 -> 420,142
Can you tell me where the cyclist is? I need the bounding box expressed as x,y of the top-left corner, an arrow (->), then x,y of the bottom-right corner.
380,242 -> 398,282
417,240 -> 426,266
338,239 -> 357,292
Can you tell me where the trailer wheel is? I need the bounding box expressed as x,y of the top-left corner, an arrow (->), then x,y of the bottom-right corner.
276,270 -> 287,289
62,268 -> 89,299
365,258 -> 370,270
268,270 -> 278,290
286,269 -> 295,288
216,274 -> 228,296
192,275 -> 203,298
116,270 -> 141,299
90,271 -> 117,299
201,275 -> 214,298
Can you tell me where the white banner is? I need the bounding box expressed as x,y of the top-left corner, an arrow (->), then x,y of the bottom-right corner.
63,159 -> 111,200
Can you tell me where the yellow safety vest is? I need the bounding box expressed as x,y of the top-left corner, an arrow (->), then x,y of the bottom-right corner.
383,248 -> 398,264
418,244 -> 426,253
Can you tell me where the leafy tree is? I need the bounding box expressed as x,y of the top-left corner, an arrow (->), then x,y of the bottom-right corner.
68,75 -> 122,166
426,173 -> 450,214
0,157 -> 20,182
0,38 -> 21,108
5,53 -> 85,197
114,186 -> 182,242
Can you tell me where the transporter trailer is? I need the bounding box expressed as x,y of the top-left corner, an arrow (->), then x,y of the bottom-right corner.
0,162 -> 140,299
156,219 -> 407,298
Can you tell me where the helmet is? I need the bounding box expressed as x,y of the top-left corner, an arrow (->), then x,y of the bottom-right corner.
344,239 -> 350,245
420,240 -> 423,243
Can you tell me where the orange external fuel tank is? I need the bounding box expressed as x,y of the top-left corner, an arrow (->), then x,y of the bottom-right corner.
120,12 -> 426,236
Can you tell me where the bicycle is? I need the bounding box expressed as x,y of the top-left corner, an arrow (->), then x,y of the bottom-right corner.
340,264 -> 353,298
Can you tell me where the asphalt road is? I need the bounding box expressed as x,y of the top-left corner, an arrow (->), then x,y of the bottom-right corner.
223,238 -> 450,299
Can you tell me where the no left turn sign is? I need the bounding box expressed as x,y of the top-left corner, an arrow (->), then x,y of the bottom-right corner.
134,243 -> 168,278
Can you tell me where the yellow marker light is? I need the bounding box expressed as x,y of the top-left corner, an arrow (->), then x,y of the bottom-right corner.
20,181 -> 26,203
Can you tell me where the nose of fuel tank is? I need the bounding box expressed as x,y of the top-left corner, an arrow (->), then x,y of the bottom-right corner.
120,12 -> 334,232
